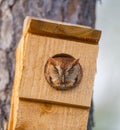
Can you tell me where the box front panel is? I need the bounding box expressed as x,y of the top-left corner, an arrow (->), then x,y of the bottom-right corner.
15,100 -> 89,130
19,33 -> 98,107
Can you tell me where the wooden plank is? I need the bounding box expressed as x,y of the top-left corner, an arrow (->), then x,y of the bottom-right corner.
19,33 -> 98,107
8,36 -> 25,130
23,16 -> 101,44
15,100 -> 89,130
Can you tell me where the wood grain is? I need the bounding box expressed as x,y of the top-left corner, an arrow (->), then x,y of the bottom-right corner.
24,16 -> 101,44
19,33 -> 98,108
7,36 -> 25,130
8,17 -> 101,130
15,100 -> 89,130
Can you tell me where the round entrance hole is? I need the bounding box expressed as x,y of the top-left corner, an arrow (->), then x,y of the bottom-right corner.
44,53 -> 83,90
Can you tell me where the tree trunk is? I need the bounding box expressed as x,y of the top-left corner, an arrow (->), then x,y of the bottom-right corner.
0,0 -> 96,129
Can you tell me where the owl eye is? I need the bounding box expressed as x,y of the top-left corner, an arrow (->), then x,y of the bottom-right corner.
53,67 -> 59,74
68,68 -> 74,74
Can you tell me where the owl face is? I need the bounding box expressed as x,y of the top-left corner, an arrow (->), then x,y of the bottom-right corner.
44,57 -> 82,90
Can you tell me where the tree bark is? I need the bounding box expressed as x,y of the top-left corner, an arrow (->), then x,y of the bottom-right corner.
0,0 -> 96,129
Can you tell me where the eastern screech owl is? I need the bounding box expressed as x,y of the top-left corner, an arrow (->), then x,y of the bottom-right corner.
44,57 -> 82,90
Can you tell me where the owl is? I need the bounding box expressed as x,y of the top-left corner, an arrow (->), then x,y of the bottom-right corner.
44,56 -> 82,90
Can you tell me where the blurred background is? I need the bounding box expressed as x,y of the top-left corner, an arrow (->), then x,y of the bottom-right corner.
93,0 -> 120,130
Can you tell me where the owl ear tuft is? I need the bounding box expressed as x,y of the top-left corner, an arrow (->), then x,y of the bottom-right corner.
71,59 -> 79,66
48,57 -> 56,65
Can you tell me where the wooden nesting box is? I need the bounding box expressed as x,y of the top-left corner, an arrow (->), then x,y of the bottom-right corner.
8,16 -> 101,130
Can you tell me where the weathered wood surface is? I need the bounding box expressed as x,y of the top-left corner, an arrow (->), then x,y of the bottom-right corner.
24,17 -> 101,44
8,36 -> 25,130
15,100 -> 89,130
19,34 -> 98,107
8,17 -> 101,130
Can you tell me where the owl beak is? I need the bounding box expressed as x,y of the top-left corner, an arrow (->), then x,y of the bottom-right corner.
61,75 -> 65,83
